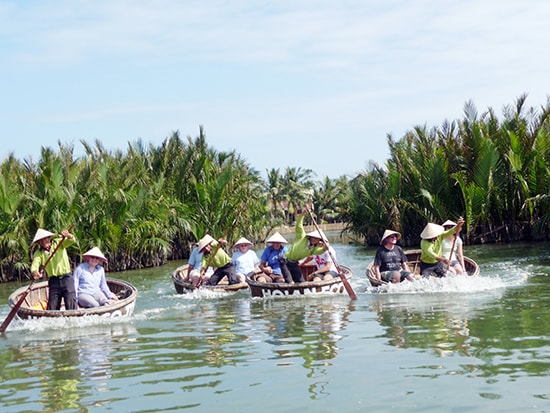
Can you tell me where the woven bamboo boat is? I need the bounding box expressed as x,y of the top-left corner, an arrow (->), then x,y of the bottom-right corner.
246,263 -> 353,298
366,249 -> 479,287
7,278 -> 138,319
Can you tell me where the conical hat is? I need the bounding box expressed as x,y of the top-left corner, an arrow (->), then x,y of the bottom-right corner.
306,229 -> 327,242
83,247 -> 107,262
420,223 -> 445,239
198,234 -> 215,252
380,229 -> 401,245
442,219 -> 457,228
32,228 -> 55,243
265,232 -> 288,244
234,237 -> 253,247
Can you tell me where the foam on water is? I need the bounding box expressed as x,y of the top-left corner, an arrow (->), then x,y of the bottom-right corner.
8,312 -> 133,333
364,260 -> 529,295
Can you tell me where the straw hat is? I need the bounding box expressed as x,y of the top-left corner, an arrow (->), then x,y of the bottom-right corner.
265,232 -> 288,244
306,229 -> 327,242
380,229 -> 401,245
198,234 -> 215,252
420,223 -> 445,239
442,219 -> 457,228
32,228 -> 55,244
234,237 -> 253,247
83,247 -> 107,262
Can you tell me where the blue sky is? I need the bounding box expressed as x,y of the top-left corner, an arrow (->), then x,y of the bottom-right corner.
1,1 -> 550,179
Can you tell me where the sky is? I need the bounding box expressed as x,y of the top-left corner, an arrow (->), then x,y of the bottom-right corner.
1,1 -> 550,179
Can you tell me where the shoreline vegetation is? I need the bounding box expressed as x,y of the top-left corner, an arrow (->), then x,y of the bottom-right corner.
1,95 -> 549,282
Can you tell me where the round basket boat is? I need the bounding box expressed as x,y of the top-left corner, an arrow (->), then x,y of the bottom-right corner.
366,249 -> 480,287
7,278 -> 138,319
246,263 -> 353,298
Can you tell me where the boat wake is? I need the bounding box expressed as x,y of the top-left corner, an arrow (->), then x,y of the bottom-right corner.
6,313 -> 134,333
364,262 -> 529,295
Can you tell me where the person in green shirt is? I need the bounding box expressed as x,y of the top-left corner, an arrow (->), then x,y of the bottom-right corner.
279,208 -> 327,283
31,228 -> 78,310
419,217 -> 464,278
197,234 -> 239,286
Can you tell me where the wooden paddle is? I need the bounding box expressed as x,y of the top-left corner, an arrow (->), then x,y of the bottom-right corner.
305,205 -> 358,300
0,225 -> 73,333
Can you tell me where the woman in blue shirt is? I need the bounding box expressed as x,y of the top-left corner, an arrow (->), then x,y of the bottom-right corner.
74,247 -> 118,308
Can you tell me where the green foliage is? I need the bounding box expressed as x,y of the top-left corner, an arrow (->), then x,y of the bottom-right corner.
344,95 -> 550,245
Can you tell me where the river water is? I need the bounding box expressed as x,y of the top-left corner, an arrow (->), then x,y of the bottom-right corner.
0,239 -> 549,412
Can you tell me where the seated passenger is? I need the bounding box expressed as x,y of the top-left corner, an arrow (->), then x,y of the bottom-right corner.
232,237 -> 260,283
256,232 -> 288,283
74,247 -> 118,308
372,230 -> 414,283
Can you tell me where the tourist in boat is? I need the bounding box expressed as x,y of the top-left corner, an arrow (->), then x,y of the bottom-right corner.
300,229 -> 338,282
255,232 -> 288,283
441,219 -> 466,275
372,229 -> 415,283
31,227 -> 78,310
74,247 -> 118,308
232,237 -> 260,283
279,208 -> 327,283
196,234 -> 240,286
419,217 -> 464,278
179,242 -> 204,286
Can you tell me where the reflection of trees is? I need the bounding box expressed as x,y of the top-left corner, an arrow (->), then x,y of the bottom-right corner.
42,342 -> 81,412
251,298 -> 353,399
372,283 -> 550,378
468,282 -> 550,377
178,299 -> 253,368
0,324 -> 133,412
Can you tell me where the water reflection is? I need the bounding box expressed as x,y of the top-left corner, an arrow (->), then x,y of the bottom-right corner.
43,342 -> 81,412
251,297 -> 353,399
0,323 -> 135,412
370,293 -> 484,357
78,335 -> 113,380
196,299 -> 253,367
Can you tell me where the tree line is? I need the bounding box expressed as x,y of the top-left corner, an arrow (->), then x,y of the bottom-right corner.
344,94 -> 550,246
1,95 -> 549,282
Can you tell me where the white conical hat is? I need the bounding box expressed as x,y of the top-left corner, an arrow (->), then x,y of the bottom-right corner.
198,234 -> 215,252
265,232 -> 288,244
420,223 -> 445,239
442,219 -> 457,228
306,229 -> 327,242
83,247 -> 107,262
233,237 -> 253,247
380,229 -> 401,245
32,228 -> 55,243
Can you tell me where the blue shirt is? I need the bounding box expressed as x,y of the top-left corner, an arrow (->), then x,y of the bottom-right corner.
73,262 -> 115,299
261,245 -> 288,275
188,246 -> 203,269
